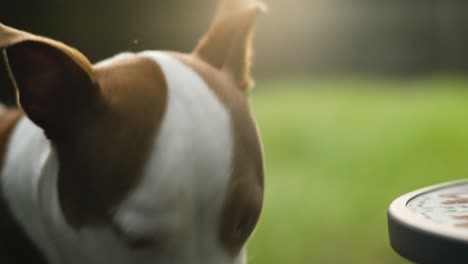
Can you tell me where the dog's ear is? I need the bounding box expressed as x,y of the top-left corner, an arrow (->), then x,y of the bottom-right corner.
0,23 -> 98,139
194,0 -> 266,91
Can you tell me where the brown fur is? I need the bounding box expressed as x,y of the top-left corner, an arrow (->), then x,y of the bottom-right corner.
0,109 -> 47,263
172,53 -> 264,256
194,3 -> 265,91
57,55 -> 168,228
1,24 -> 169,228
0,24 -> 95,81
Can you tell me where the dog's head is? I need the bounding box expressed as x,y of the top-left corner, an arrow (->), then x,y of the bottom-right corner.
0,0 -> 265,263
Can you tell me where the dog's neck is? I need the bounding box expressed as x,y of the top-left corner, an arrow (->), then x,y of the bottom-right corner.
0,108 -> 49,263
0,113 -> 149,264
0,115 -> 61,261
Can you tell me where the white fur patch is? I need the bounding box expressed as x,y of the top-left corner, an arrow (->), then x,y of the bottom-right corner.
1,117 -> 61,262
114,51 -> 238,263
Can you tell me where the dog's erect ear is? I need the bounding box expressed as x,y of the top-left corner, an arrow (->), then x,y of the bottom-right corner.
194,0 -> 266,91
0,23 -> 98,138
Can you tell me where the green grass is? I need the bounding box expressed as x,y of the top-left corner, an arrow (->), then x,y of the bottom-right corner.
247,78 -> 468,264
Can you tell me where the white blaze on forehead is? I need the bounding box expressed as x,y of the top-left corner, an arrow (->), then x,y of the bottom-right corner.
115,51 -> 233,247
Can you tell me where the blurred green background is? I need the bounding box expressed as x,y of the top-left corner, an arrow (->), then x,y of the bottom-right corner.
248,78 -> 468,263
249,77 -> 468,264
2,0 -> 468,263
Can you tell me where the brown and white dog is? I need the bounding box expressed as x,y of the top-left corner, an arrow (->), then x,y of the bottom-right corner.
0,0 -> 265,263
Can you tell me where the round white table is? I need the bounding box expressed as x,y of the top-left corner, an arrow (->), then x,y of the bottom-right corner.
388,180 -> 468,263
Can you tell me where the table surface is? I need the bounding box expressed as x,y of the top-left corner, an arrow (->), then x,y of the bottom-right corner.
407,182 -> 468,231
388,180 -> 468,263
